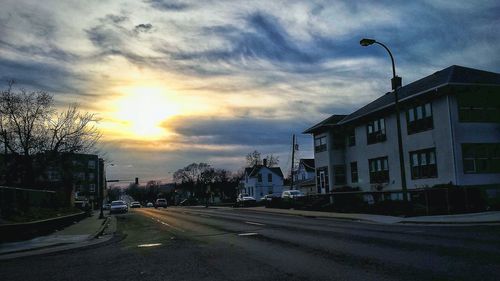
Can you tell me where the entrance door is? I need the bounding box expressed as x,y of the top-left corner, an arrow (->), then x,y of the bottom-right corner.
319,171 -> 326,194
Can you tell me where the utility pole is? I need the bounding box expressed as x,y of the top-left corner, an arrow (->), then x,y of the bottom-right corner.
290,134 -> 296,190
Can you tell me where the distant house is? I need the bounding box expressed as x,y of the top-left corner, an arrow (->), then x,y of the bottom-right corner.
240,164 -> 284,200
293,159 -> 316,195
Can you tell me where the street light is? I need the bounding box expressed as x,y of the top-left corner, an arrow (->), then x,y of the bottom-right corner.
360,38 -> 408,202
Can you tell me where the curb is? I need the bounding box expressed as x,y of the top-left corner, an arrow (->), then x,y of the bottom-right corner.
90,216 -> 110,239
233,207 -> 500,226
398,220 -> 500,225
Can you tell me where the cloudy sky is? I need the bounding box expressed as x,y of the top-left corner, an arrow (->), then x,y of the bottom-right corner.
1,0 -> 499,183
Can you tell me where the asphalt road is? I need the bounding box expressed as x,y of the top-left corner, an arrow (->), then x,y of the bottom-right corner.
1,206 -> 500,281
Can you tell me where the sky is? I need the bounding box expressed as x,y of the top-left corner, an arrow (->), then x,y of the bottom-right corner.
1,0 -> 499,184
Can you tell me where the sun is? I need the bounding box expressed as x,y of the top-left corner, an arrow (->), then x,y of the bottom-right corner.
114,86 -> 180,139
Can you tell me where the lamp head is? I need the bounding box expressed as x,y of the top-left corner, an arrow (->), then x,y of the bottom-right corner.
360,38 -> 376,46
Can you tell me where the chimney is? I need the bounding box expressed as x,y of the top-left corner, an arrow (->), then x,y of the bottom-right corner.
263,158 -> 267,167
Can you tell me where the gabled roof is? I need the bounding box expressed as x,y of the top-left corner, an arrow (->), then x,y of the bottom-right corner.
303,65 -> 500,132
299,159 -> 315,172
302,114 -> 347,134
245,165 -> 284,178
340,65 -> 500,124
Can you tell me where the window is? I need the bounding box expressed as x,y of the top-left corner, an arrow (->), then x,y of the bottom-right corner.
314,136 -> 327,152
368,157 -> 389,183
462,143 -> 500,174
367,118 -> 386,144
267,173 -> 272,182
88,160 -> 96,169
316,167 -> 329,193
347,128 -> 356,146
410,148 -> 437,179
350,162 -> 358,183
457,92 -> 500,123
258,173 -> 262,182
88,173 -> 95,181
89,184 -> 96,192
407,102 -> 433,134
333,165 -> 346,185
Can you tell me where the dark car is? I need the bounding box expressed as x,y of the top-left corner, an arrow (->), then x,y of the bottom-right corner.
155,198 -> 168,208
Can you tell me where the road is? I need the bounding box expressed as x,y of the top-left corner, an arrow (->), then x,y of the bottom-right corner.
1,206 -> 500,281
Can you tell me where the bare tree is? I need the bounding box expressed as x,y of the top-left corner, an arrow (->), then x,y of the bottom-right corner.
264,154 -> 279,167
245,150 -> 262,166
47,104 -> 101,153
0,81 -> 101,186
0,81 -> 53,156
245,150 -> 279,167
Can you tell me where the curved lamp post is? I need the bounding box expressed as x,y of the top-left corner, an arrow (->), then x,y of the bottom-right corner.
360,38 -> 408,202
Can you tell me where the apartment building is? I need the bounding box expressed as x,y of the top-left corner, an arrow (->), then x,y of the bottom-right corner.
303,65 -> 500,194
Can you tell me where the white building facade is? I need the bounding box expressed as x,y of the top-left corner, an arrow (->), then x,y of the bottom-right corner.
304,65 -> 500,194
240,165 -> 284,200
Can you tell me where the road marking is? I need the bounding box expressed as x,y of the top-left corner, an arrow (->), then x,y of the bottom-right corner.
150,217 -> 186,232
137,243 -> 162,248
238,232 -> 259,236
244,221 -> 265,226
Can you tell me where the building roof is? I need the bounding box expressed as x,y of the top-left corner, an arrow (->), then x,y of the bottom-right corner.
299,159 -> 315,172
302,114 -> 347,134
304,65 -> 500,133
245,165 -> 284,178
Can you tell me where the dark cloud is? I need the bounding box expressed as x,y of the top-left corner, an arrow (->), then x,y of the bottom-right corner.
0,57 -> 89,96
173,12 -> 315,66
145,0 -> 189,11
135,23 -> 153,33
164,115 -> 311,147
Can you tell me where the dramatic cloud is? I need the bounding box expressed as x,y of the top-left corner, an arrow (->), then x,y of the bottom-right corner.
1,0 -> 499,181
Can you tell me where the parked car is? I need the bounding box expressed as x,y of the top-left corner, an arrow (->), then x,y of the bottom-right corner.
130,201 -> 141,208
180,198 -> 199,206
260,194 -> 280,201
110,200 -> 128,214
282,190 -> 305,199
146,202 -> 154,208
236,193 -> 257,207
155,198 -> 168,208
103,203 -> 111,210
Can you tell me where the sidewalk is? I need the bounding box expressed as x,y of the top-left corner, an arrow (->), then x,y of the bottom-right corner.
0,211 -> 116,260
238,206 -> 500,225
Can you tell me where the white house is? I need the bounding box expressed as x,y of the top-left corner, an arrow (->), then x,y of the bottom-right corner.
240,164 -> 284,200
293,159 -> 316,195
303,65 -> 500,195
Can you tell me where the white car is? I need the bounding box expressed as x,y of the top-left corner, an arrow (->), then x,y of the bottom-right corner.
146,202 -> 154,207
236,193 -> 257,207
110,200 -> 128,214
282,190 -> 305,199
130,201 -> 141,208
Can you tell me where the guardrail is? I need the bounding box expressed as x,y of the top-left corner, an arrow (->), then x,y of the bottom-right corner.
0,211 -> 87,243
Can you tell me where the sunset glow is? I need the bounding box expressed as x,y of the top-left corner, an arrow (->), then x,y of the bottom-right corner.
1,0 -> 498,183
113,86 -> 180,139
